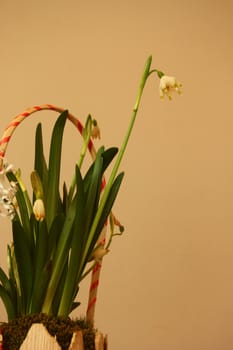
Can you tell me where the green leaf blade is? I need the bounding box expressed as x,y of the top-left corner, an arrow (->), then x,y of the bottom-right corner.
0,285 -> 16,321
12,220 -> 33,313
34,123 -> 48,198
46,110 -> 68,229
57,166 -> 85,316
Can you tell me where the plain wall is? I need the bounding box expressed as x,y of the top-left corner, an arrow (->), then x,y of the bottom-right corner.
0,1 -> 233,349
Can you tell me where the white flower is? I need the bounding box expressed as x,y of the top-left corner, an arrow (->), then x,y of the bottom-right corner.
0,161 -> 17,219
33,198 -> 45,221
159,75 -> 182,100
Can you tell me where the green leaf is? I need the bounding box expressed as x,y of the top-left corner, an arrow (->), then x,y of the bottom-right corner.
57,166 -> 85,316
7,244 -> 22,315
34,123 -> 48,199
70,301 -> 80,313
7,172 -> 32,247
58,148 -> 123,309
62,182 -> 68,214
42,195 -> 77,314
30,219 -> 49,313
29,264 -> 51,314
86,171 -> 124,260
83,147 -> 104,242
0,267 -> 18,318
0,268 -> 13,296
0,285 -> 16,321
48,213 -> 65,258
34,220 -> 48,278
12,220 -> 33,313
83,147 -> 118,192
51,259 -> 68,316
46,110 -> 68,229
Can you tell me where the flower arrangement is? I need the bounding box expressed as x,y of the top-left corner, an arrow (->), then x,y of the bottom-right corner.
0,56 -> 181,348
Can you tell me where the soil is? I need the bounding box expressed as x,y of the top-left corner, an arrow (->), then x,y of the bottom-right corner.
0,313 -> 96,350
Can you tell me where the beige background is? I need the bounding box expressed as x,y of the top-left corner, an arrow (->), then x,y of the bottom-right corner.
0,0 -> 233,349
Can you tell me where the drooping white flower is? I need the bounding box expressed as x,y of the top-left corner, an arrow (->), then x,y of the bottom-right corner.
159,75 -> 182,100
33,198 -> 45,221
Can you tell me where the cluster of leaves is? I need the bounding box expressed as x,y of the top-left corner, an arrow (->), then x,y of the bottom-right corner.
0,110 -> 124,321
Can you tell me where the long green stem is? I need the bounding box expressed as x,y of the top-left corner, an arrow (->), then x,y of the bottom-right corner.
81,55 -> 153,264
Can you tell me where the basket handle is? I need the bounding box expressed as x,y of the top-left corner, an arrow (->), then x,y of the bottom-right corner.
0,104 -> 97,169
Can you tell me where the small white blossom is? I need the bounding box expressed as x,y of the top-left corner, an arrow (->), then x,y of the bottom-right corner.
159,75 -> 182,100
0,161 -> 17,219
33,198 -> 45,221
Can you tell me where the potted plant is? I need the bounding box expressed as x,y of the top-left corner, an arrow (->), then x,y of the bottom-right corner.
0,56 -> 181,349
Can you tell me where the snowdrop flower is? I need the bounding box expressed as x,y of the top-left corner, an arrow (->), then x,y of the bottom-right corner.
0,161 -> 17,219
159,75 -> 182,100
33,198 -> 45,221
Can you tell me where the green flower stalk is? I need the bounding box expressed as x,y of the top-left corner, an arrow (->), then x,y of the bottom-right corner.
80,56 -> 182,263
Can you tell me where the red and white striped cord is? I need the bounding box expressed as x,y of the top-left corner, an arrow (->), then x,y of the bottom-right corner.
0,328 -> 3,350
0,104 -> 97,167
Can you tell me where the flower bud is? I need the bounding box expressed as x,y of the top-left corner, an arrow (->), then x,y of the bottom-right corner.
92,246 -> 109,262
91,120 -> 101,139
33,198 -> 45,221
31,171 -> 43,199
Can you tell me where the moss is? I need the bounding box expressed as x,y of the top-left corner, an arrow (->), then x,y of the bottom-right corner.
1,313 -> 95,350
